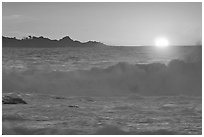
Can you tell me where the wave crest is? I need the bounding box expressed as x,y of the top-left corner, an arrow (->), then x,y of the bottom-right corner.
3,59 -> 202,96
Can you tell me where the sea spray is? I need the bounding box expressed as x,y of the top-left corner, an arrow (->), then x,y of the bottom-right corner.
3,59 -> 201,96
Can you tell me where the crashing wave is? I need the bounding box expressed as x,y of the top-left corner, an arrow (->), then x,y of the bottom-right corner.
3,59 -> 202,96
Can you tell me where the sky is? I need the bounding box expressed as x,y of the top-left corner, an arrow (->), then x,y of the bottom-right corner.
2,2 -> 202,46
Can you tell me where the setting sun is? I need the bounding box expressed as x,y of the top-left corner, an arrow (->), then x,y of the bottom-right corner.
155,37 -> 169,48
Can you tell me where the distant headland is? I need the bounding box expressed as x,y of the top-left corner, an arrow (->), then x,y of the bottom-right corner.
2,36 -> 107,47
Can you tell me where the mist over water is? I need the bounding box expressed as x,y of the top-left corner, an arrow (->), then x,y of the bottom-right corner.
2,46 -> 202,96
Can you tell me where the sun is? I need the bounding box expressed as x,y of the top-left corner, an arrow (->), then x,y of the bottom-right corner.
155,37 -> 169,48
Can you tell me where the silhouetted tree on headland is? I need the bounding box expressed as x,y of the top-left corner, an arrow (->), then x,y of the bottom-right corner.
2,36 -> 107,47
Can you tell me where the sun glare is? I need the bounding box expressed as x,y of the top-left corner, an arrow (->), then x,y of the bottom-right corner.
155,37 -> 169,48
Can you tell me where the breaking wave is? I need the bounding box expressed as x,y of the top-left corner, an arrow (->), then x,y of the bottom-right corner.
3,59 -> 202,96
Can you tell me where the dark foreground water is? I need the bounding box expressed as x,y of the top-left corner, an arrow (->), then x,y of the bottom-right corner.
2,93 -> 202,135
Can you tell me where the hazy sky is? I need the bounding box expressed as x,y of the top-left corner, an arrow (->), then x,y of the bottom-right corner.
2,2 -> 202,46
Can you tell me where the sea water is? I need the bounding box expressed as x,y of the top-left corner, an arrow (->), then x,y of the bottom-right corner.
2,46 -> 200,71
2,46 -> 202,135
2,46 -> 202,96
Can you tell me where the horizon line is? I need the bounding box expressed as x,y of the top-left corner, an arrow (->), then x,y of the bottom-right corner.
2,35 -> 202,47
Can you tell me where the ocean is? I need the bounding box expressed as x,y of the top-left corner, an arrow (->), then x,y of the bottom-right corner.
2,46 -> 202,135
2,46 -> 201,72
2,46 -> 201,96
